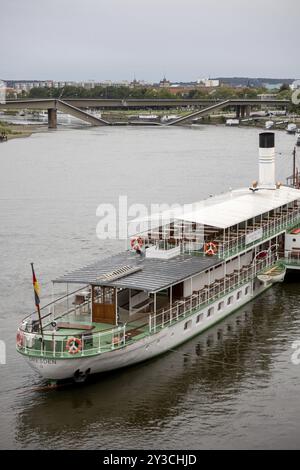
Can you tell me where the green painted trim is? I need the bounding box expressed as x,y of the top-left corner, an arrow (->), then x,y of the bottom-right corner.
17,279 -> 272,362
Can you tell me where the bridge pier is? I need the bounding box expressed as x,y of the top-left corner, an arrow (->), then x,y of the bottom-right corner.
236,105 -> 251,119
240,105 -> 251,118
48,108 -> 57,129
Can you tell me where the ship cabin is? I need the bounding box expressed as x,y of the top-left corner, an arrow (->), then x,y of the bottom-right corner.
18,184 -> 300,359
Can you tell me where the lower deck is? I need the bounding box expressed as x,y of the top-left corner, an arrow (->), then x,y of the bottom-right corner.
19,276 -> 272,384
17,251 -> 278,359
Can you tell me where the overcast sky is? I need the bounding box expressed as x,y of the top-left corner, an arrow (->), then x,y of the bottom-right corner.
1,0 -> 299,81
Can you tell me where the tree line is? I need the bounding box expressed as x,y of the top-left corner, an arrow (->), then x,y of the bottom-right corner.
7,83 -> 299,112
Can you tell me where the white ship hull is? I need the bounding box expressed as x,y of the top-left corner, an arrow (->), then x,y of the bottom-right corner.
24,280 -> 269,381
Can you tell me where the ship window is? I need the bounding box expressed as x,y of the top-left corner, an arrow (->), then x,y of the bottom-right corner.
207,307 -> 214,317
196,313 -> 203,323
184,320 -> 192,330
237,291 -> 242,300
245,286 -> 250,295
227,296 -> 233,305
218,301 -> 224,311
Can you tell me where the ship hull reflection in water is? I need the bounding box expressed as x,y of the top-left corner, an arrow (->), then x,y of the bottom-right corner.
15,281 -> 300,450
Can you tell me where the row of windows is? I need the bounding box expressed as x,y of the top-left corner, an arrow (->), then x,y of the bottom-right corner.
184,285 -> 251,330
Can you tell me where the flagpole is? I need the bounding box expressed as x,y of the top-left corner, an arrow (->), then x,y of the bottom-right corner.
30,262 -> 44,341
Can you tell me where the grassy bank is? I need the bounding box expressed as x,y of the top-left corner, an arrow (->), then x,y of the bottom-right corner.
0,121 -> 48,140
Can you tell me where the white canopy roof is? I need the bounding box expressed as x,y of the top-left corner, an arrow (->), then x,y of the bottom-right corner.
176,186 -> 300,229
131,186 -> 300,233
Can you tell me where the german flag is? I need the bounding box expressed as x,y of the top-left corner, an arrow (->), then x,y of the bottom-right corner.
30,263 -> 40,307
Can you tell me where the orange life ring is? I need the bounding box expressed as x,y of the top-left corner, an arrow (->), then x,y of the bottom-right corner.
130,236 -> 144,251
16,331 -> 24,348
66,337 -> 82,355
204,241 -> 218,256
112,336 -> 120,346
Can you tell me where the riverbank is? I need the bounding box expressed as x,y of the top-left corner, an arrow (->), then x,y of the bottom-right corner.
0,121 -> 48,141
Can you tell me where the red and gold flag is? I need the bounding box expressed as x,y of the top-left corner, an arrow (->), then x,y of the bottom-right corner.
31,263 -> 40,306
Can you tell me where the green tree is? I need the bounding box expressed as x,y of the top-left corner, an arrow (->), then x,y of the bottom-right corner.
279,83 -> 290,93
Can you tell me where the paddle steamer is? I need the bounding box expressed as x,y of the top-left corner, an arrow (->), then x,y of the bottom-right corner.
16,132 -> 300,382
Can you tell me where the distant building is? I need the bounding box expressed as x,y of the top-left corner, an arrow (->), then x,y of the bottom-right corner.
3,86 -> 17,99
257,93 -> 277,100
79,81 -> 95,89
129,78 -> 144,88
263,82 -> 283,90
197,78 -> 219,87
159,77 -> 171,88
166,86 -> 192,96
114,80 -> 130,87
100,80 -> 113,87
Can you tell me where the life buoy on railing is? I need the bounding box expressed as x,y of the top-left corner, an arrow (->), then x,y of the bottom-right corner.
255,250 -> 268,260
66,337 -> 82,355
130,237 -> 144,251
204,241 -> 218,256
112,336 -> 120,346
16,331 -> 24,348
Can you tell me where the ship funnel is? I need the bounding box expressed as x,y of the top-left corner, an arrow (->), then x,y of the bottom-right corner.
258,132 -> 276,188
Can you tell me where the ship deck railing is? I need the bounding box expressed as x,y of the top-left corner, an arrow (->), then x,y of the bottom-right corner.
279,250 -> 300,266
194,208 -> 300,259
17,314 -> 150,359
16,254 -> 277,359
148,254 -> 277,333
144,207 -> 300,260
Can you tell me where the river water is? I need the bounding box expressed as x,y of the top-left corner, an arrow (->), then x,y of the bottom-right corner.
0,125 -> 300,449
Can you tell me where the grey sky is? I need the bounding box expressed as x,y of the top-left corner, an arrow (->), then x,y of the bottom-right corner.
1,0 -> 299,81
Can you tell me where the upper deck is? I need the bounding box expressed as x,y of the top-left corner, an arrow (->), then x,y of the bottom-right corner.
175,185 -> 300,229
134,185 -> 300,260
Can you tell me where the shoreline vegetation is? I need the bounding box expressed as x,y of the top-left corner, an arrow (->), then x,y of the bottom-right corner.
10,82 -> 299,114
0,121 -> 48,141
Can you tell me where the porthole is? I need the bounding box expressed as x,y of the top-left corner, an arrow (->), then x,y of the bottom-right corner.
207,307 -> 214,317
184,320 -> 192,330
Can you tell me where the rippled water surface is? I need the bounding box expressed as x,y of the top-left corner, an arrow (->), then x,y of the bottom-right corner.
0,125 -> 300,449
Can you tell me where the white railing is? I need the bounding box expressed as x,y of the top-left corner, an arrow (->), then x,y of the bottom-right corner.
21,285 -> 92,329
17,247 -> 283,358
281,250 -> 300,265
17,323 -> 127,358
218,209 -> 300,258
145,208 -> 300,259
148,254 -> 276,333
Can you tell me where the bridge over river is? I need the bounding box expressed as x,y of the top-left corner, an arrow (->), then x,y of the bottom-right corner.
0,98 -> 290,128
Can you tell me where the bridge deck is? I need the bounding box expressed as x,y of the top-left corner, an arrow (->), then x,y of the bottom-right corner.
0,98 -> 290,127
